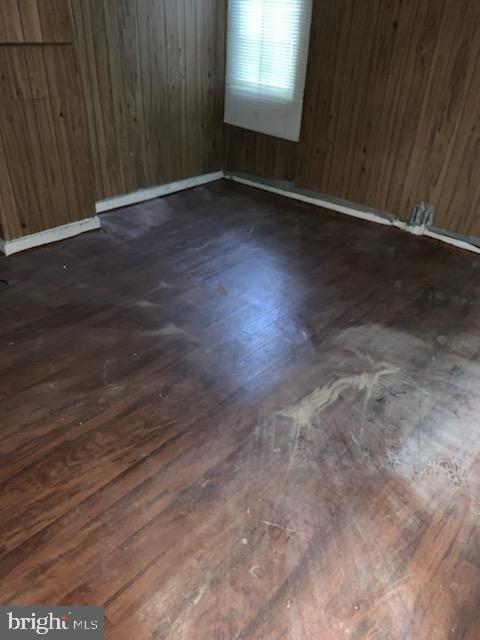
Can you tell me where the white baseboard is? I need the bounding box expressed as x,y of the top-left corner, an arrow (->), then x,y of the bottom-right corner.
422,229 -> 480,255
225,173 -> 393,227
225,172 -> 480,256
95,171 -> 224,213
3,170 -> 479,259
0,216 -> 101,256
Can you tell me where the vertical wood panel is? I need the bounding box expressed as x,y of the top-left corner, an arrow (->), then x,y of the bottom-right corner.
225,125 -> 297,181
412,0 -> 480,235
436,51 -> 480,238
0,136 -> 23,240
73,0 -> 226,201
211,0 -> 227,169
17,0 -> 43,42
0,0 -> 73,43
0,46 -> 95,240
136,0 -> 170,185
164,0 -> 187,180
296,0 -> 480,237
106,0 -> 147,193
0,0 -> 24,42
36,0 -> 73,44
185,0 -> 203,177
1,97 -> 49,233
364,0 -> 421,212
381,0 -> 447,217
73,0 -> 123,198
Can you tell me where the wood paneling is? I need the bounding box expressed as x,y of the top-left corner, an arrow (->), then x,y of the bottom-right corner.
0,0 -> 73,43
0,46 -> 95,240
5,0 -> 480,242
0,137 -> 22,241
1,0 -> 224,242
2,181 -> 480,638
225,124 -> 297,181
226,0 -> 480,239
73,0 -> 226,201
296,0 -> 480,237
0,1 -> 23,42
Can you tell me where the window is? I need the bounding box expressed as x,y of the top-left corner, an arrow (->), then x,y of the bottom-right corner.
224,0 -> 312,141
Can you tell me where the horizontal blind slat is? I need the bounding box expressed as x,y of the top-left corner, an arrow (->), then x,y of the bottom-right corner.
225,0 -> 312,141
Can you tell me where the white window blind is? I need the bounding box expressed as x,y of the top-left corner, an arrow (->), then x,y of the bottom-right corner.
224,0 -> 312,141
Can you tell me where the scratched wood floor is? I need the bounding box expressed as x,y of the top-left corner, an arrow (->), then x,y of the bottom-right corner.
1,180 -> 479,639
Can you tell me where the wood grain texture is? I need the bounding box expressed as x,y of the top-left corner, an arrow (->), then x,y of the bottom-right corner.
0,136 -> 22,240
1,180 -> 480,638
226,0 -> 480,238
0,0 -> 24,42
0,0 -> 73,43
225,125 -> 297,181
296,0 -> 480,237
0,45 -> 95,239
73,0 -> 226,201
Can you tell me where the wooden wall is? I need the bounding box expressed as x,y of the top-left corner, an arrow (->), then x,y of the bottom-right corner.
225,125 -> 297,182
0,0 -> 73,43
5,0 -> 480,244
226,0 -> 480,239
72,0 -> 226,201
0,0 -> 225,243
0,2 -> 95,241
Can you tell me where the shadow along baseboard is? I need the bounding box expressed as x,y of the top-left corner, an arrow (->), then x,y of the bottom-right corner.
3,171 -> 480,258
224,172 -> 480,257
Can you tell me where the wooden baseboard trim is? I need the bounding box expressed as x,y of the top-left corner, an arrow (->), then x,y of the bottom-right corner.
0,216 -> 101,257
95,171 -> 224,213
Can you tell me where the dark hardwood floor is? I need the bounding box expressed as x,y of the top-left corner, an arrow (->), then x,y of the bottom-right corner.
1,180 -> 479,639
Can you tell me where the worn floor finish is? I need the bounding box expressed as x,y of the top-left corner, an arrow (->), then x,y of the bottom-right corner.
1,181 -> 479,639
